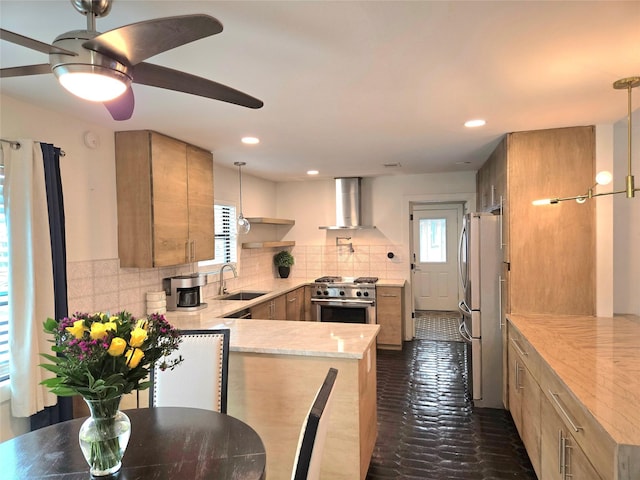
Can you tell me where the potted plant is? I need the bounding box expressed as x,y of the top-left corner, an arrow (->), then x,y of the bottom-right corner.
273,250 -> 294,278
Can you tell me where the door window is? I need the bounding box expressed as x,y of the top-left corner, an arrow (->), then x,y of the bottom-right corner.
419,218 -> 447,263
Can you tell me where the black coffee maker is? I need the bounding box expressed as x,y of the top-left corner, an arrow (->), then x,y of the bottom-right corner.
163,274 -> 207,311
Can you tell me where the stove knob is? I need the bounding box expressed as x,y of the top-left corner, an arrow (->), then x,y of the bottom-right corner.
316,290 -> 322,296
323,290 -> 329,296
363,291 -> 369,297
339,291 -> 345,296
356,291 -> 362,297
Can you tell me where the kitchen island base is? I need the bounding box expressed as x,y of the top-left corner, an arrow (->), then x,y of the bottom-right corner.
228,346 -> 377,480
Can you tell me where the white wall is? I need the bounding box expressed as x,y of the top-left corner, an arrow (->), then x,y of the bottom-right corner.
1,94 -> 118,262
613,109 -> 640,315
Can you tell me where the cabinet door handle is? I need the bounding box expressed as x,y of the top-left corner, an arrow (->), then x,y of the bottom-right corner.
192,240 -> 196,261
514,360 -> 522,390
561,432 -> 567,479
498,276 -> 504,330
558,429 -> 563,475
510,337 -> 528,356
379,294 -> 398,298
185,241 -> 190,263
499,195 -> 505,249
288,298 -> 296,303
549,391 -> 582,432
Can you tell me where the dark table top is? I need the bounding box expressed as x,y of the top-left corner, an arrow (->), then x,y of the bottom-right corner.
0,407 -> 266,479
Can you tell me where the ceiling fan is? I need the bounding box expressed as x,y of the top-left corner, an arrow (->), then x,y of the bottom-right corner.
0,0 -> 263,120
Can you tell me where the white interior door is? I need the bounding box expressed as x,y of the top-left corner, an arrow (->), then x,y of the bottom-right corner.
412,205 -> 461,311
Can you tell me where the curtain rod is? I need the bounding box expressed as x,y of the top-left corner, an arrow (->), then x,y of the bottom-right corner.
0,138 -> 66,157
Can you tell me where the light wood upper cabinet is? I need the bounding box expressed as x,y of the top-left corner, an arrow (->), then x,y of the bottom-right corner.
186,145 -> 215,262
479,126 -> 595,317
115,130 -> 214,268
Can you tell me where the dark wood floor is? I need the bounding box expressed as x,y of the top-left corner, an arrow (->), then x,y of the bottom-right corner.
366,339 -> 536,480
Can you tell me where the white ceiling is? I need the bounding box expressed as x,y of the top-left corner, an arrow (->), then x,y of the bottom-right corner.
1,1 -> 639,181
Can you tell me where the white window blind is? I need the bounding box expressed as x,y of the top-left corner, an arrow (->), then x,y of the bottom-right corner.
207,203 -> 237,266
0,164 -> 8,382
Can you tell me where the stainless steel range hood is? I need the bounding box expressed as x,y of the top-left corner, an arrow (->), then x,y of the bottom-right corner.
319,177 -> 376,230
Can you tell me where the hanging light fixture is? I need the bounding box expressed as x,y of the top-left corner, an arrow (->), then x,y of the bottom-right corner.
234,161 -> 251,234
533,76 -> 640,205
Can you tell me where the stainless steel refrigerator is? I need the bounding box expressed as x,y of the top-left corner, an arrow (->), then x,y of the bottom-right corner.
458,212 -> 503,409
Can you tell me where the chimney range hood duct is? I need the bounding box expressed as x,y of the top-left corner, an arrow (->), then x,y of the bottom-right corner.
319,177 -> 376,230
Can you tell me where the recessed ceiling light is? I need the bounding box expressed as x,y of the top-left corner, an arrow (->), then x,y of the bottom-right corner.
307,170 -> 319,175
241,136 -> 260,144
464,119 -> 486,128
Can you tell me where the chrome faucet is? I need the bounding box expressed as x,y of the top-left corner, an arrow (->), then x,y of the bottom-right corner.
218,263 -> 238,295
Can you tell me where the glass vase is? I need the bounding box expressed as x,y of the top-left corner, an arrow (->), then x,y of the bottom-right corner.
79,395 -> 131,476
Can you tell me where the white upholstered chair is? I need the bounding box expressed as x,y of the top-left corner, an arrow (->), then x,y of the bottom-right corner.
150,328 -> 230,414
291,367 -> 338,480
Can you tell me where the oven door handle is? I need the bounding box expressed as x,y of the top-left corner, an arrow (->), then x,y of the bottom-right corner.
310,298 -> 375,307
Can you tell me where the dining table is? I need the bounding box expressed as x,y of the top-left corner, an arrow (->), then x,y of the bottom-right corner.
0,406 -> 266,479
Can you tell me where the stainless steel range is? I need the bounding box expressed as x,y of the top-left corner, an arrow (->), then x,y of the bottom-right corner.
311,276 -> 378,324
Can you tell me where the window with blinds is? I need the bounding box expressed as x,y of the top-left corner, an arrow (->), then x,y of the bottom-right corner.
199,203 -> 238,267
0,164 -> 8,383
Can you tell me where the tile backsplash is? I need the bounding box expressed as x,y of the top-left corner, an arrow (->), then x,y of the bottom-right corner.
67,243 -> 406,318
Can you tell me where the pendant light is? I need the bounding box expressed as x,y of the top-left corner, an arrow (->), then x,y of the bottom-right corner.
533,76 -> 640,205
234,161 -> 251,234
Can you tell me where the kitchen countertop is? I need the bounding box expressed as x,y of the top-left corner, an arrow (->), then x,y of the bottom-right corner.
508,313 -> 640,446
166,277 -> 406,319
168,317 -> 379,359
163,277 -> 395,359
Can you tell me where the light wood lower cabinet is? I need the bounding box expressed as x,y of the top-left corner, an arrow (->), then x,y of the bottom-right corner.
285,287 -> 305,321
376,286 -> 404,349
540,395 -> 601,480
508,337 -> 541,478
509,320 -> 618,480
250,295 -> 286,320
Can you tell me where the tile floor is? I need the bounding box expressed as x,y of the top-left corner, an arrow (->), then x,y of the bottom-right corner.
414,310 -> 463,342
366,312 -> 536,480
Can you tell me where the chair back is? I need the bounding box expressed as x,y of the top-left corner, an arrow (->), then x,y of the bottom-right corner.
150,328 -> 230,413
291,367 -> 338,480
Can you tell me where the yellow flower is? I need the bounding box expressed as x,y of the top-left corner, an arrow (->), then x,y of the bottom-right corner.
125,348 -> 145,368
104,321 -> 117,332
129,327 -> 148,348
90,322 -> 110,340
107,337 -> 127,356
65,320 -> 86,339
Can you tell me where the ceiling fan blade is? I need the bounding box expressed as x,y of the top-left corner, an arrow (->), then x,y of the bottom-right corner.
103,87 -> 135,121
133,62 -> 264,109
1,64 -> 51,78
0,28 -> 77,56
82,15 -> 223,66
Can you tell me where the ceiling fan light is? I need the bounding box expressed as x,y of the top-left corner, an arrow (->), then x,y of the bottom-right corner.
56,67 -> 130,102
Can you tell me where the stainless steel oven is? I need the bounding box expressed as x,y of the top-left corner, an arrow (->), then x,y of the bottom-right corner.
311,276 -> 377,324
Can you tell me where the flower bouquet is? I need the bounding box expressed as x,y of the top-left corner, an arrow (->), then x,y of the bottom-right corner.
41,311 -> 183,476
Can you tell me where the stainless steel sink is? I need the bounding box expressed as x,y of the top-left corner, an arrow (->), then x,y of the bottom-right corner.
219,291 -> 268,301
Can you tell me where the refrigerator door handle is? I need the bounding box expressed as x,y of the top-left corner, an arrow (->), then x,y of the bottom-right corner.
458,222 -> 466,291
458,299 -> 471,318
458,320 -> 472,343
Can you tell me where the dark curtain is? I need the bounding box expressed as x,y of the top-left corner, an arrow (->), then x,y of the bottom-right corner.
30,143 -> 73,430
